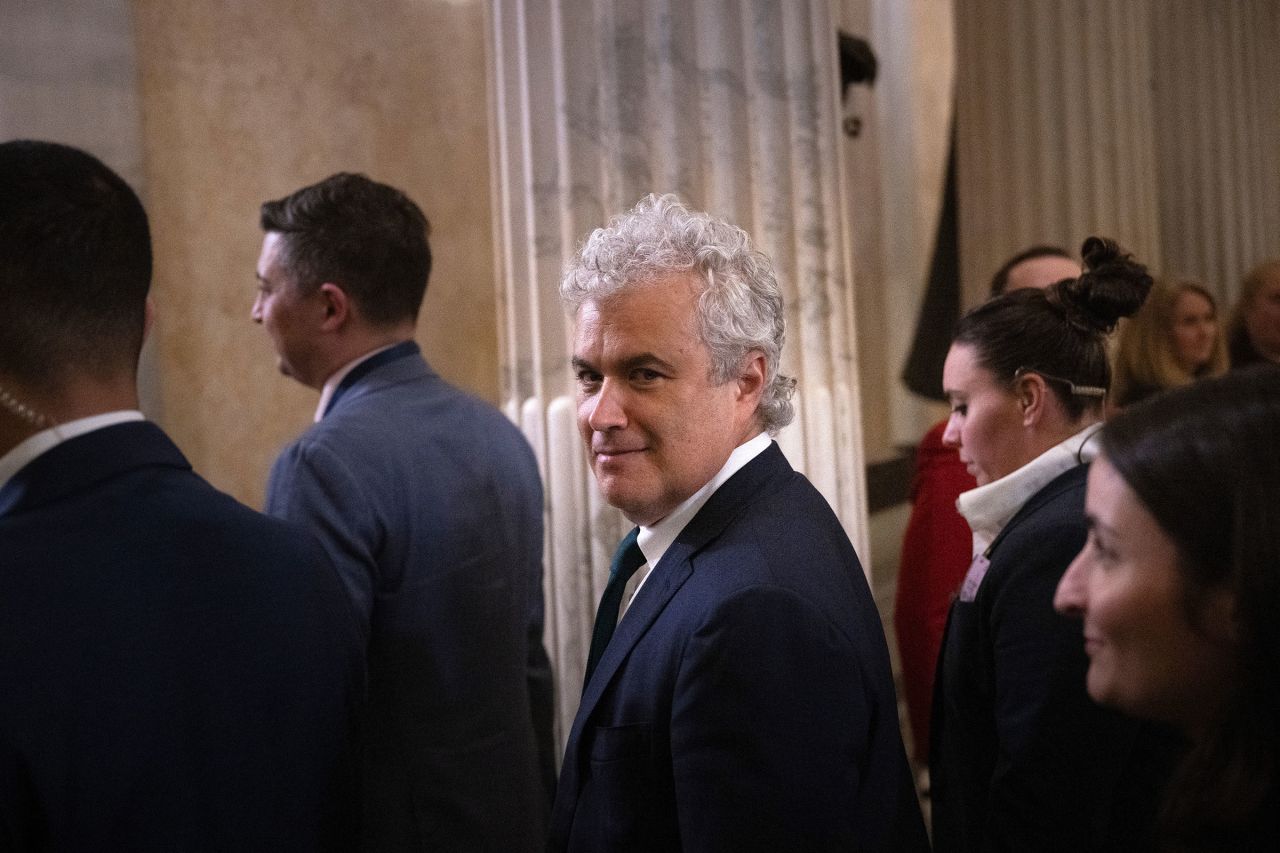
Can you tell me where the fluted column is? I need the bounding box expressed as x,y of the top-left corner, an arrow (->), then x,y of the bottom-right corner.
1150,0 -> 1280,302
489,0 -> 869,746
953,0 -> 1162,303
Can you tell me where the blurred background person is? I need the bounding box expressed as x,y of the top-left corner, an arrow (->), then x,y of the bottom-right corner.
1228,260 -> 1280,368
1055,365 -> 1280,851
930,238 -> 1174,852
988,245 -> 1082,297
895,245 -> 1079,772
1111,280 -> 1227,408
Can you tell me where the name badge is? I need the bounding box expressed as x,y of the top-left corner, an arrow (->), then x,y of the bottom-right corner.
959,553 -> 991,602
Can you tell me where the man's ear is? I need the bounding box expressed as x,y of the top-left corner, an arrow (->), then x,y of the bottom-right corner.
737,351 -> 768,404
1016,371 -> 1050,427
317,283 -> 351,332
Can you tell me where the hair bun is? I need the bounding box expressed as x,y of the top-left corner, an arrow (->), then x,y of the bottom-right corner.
1048,236 -> 1152,334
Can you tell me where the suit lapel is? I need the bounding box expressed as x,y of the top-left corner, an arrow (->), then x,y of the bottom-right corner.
571,443 -> 794,731
0,422 -> 190,518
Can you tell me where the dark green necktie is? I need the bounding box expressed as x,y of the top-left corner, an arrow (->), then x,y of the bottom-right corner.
583,527 -> 646,688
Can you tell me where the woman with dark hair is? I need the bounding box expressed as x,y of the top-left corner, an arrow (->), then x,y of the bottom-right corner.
895,247 -> 1081,775
930,238 -> 1175,852
1055,366 -> 1280,851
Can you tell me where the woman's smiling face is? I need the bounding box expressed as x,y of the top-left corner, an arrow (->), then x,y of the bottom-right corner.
1054,456 -> 1236,731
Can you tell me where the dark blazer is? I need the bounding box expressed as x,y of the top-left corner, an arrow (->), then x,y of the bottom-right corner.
0,421 -> 363,851
266,350 -> 552,852
549,442 -> 928,853
930,464 -> 1176,852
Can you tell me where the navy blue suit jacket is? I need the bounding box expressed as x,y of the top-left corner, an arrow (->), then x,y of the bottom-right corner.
0,421 -> 363,851
549,443 -> 927,852
266,351 -> 552,852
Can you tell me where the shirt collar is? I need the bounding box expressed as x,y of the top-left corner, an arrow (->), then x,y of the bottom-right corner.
636,431 -> 772,571
314,343 -> 400,422
957,423 -> 1102,557
0,410 -> 145,490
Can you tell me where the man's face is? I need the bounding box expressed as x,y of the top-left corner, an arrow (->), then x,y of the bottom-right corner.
572,273 -> 762,526
1005,255 -> 1081,292
252,232 -> 326,388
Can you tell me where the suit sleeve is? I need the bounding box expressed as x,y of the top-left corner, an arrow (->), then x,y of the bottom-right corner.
669,584 -> 868,852
518,469 -> 557,812
980,520 -> 1142,850
266,440 -> 381,637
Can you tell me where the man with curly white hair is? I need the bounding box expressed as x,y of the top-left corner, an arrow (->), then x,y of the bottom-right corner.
549,194 -> 926,852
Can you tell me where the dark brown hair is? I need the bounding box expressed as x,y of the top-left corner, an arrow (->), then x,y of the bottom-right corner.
955,237 -> 1152,420
260,172 -> 431,326
0,140 -> 151,386
1101,365 -> 1280,850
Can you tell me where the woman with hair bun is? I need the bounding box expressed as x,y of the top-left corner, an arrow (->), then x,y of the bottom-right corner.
1055,366 -> 1280,851
930,238 -> 1176,852
1112,280 -> 1227,408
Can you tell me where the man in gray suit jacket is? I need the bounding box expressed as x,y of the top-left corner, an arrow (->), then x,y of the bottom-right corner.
252,173 -> 553,852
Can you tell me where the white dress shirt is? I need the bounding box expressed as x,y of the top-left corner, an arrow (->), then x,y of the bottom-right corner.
0,410 -> 146,490
618,431 -> 773,621
313,343 -> 400,422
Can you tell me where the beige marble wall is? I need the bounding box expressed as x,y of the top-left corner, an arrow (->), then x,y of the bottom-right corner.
132,0 -> 497,507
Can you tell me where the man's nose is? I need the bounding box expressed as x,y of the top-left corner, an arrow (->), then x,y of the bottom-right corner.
587,380 -> 627,431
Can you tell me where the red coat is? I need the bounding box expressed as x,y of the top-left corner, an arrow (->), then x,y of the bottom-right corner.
894,419 -> 975,764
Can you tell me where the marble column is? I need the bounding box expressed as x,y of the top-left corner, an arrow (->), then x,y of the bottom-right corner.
953,0 -> 1162,304
489,0 -> 869,744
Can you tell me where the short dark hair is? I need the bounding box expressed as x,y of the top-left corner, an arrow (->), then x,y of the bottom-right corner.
260,173 -> 431,326
1101,365 -> 1280,846
0,140 -> 151,385
955,237 -> 1152,420
988,244 -> 1075,296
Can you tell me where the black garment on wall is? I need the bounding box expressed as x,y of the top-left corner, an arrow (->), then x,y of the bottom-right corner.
902,121 -> 960,403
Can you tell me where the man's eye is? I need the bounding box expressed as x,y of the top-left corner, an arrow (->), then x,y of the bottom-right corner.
950,404 -> 967,416
576,370 -> 601,386
632,369 -> 662,383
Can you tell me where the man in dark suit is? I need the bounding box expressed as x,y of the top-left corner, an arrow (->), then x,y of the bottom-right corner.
0,141 -> 362,849
550,194 -> 927,852
253,173 -> 553,851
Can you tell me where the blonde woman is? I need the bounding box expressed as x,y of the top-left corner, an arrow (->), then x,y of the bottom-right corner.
1112,280 -> 1227,408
